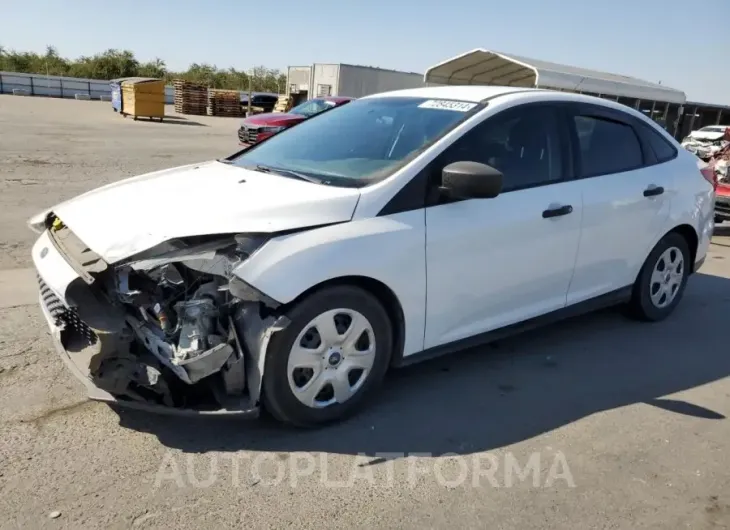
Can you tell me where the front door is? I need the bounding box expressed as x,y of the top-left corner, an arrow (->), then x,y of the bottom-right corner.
424,104 -> 583,349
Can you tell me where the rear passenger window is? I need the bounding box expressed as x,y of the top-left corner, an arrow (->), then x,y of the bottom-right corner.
640,123 -> 678,163
574,116 -> 643,177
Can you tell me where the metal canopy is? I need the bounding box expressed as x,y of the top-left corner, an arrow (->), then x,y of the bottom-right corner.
425,49 -> 686,104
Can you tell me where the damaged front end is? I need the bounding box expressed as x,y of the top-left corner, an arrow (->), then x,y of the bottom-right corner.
34,215 -> 289,416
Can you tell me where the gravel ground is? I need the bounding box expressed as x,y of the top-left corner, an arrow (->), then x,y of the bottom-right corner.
1,95 -> 730,529
0,96 -> 234,270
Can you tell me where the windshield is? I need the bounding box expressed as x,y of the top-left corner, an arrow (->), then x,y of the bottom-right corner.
290,99 -> 339,117
229,97 -> 482,186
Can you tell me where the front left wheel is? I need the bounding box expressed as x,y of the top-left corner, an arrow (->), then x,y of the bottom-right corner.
262,285 -> 393,427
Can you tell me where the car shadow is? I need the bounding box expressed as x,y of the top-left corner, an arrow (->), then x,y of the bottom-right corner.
114,272 -> 730,458
151,115 -> 208,127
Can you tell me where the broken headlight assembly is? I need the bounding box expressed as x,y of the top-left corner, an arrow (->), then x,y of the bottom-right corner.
27,208 -> 53,234
93,232 -> 275,411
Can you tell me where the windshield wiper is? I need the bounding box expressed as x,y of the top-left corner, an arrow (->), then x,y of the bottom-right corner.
252,164 -> 322,184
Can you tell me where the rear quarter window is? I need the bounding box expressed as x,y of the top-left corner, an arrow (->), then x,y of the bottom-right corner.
637,122 -> 678,163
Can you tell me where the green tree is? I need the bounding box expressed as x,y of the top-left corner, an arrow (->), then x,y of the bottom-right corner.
0,45 -> 286,92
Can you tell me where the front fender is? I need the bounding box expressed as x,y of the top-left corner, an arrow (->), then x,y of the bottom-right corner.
233,211 -> 427,357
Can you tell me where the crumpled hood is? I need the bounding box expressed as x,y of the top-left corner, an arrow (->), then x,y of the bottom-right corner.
50,161 -> 360,263
688,130 -> 726,142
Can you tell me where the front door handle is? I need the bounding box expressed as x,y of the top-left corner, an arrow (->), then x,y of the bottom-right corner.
542,204 -> 573,219
643,186 -> 664,197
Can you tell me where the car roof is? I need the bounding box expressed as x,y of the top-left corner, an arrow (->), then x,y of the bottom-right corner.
363,85 -> 539,103
363,85 -> 676,140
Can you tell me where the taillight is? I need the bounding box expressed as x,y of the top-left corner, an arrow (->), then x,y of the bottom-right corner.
701,166 -> 718,190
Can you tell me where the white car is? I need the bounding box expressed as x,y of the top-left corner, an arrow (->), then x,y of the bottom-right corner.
681,125 -> 729,160
30,86 -> 715,427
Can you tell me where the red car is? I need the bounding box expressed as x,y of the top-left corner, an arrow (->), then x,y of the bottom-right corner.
238,96 -> 354,146
706,131 -> 730,223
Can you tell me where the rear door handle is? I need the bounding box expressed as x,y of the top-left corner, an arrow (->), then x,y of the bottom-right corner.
643,186 -> 664,197
542,205 -> 573,218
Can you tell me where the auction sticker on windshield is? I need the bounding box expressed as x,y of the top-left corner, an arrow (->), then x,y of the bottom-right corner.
418,100 -> 478,112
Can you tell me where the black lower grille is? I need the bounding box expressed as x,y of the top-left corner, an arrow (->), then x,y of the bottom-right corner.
37,274 -> 97,346
38,274 -> 67,325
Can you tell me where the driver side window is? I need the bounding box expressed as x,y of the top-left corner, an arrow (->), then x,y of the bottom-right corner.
439,105 -> 566,192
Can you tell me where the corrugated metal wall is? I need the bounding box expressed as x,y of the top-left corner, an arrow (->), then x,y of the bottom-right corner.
311,64 -> 340,97
0,71 -> 175,103
286,66 -> 312,96
337,64 -> 425,98
306,64 -> 427,99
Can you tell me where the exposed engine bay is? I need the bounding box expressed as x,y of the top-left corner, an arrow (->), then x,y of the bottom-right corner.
44,215 -> 288,413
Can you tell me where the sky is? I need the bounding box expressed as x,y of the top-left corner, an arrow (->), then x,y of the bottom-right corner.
2,0 -> 729,104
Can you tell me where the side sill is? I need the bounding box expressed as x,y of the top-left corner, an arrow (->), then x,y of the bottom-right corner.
693,255 -> 706,274
393,286 -> 633,368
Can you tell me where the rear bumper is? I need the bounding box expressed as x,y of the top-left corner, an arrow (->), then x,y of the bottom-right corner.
715,194 -> 730,221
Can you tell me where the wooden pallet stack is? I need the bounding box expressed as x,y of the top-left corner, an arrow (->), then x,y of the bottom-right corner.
173,80 -> 208,115
207,89 -> 243,117
273,95 -> 293,113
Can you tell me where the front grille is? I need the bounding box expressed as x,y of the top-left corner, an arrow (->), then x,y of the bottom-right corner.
37,274 -> 97,346
238,126 -> 258,144
38,274 -> 67,326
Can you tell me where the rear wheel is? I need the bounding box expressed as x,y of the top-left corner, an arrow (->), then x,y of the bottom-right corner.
628,232 -> 690,321
262,285 -> 393,427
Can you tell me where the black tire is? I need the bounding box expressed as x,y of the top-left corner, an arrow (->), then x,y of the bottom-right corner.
627,231 -> 691,322
262,285 -> 393,427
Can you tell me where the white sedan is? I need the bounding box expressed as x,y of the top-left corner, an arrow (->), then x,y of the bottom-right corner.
29,85 -> 715,427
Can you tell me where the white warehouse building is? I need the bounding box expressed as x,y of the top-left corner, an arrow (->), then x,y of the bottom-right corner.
287,50 -> 729,140
286,63 -> 426,105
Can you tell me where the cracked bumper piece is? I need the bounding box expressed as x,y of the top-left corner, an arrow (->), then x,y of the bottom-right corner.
38,291 -> 260,417
33,231 -> 260,418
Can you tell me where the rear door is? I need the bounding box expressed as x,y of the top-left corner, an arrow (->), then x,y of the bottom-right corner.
564,103 -> 674,305
424,103 -> 584,348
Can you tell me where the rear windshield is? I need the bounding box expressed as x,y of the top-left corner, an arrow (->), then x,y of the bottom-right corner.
228,97 -> 483,186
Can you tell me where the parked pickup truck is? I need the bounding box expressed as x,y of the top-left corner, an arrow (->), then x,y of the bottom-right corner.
238,96 -> 354,146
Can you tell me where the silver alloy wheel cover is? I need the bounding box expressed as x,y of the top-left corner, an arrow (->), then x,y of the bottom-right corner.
287,308 -> 376,409
649,246 -> 684,309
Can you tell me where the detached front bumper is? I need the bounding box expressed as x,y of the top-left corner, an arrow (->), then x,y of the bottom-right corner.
32,230 -> 260,418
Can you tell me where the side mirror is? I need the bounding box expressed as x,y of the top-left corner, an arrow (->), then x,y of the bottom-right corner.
440,161 -> 503,200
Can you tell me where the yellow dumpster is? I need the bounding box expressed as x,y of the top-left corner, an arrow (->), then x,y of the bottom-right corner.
119,78 -> 166,121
